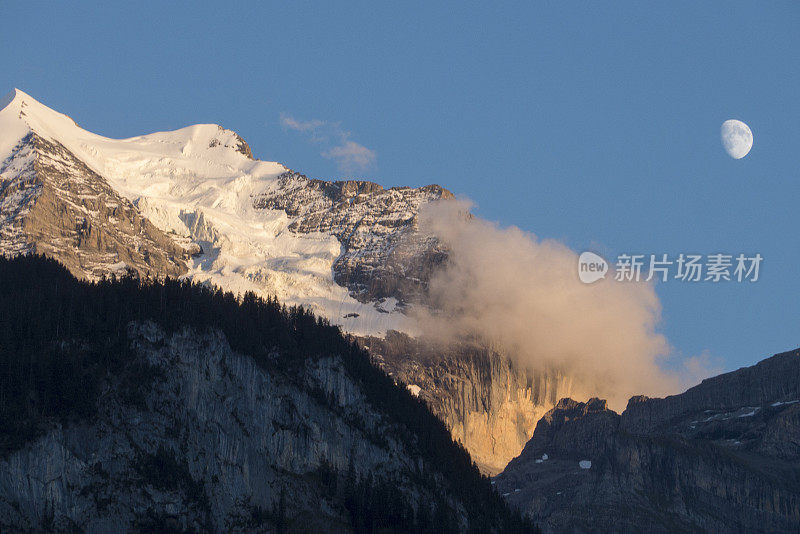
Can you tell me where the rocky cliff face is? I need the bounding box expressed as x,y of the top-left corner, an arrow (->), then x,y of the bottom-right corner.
0,132 -> 192,280
254,171 -> 452,306
365,333 -> 576,475
0,322 -> 453,532
495,349 -> 800,533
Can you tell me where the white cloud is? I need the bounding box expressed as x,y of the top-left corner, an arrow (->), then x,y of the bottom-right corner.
322,141 -> 377,174
279,113 -> 327,137
412,199 -> 711,411
279,113 -> 376,175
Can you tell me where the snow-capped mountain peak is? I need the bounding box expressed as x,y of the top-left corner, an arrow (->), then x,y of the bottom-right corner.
0,88 -> 271,183
0,89 -> 451,336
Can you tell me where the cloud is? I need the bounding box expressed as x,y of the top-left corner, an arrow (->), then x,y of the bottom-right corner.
280,113 -> 326,135
322,141 -> 377,174
279,113 -> 376,175
411,198 -> 712,411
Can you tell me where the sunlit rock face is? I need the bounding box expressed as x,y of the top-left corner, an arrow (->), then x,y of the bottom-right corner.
0,133 -> 192,279
365,332 -> 576,475
496,349 -> 800,534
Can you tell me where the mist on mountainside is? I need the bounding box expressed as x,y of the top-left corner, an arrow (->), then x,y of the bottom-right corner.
412,199 -> 717,410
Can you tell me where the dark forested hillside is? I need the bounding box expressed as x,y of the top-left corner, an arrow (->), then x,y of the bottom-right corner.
0,254 -> 537,533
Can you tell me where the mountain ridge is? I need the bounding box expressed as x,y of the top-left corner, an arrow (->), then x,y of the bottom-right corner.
496,349 -> 800,533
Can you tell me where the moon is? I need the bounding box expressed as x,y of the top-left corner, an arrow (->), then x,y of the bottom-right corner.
721,119 -> 753,159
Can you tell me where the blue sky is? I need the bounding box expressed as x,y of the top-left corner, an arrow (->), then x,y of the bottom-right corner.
3,2 -> 799,372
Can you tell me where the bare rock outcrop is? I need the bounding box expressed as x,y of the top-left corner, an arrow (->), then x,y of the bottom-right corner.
0,133 -> 190,279
496,349 -> 800,533
254,171 -> 452,305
